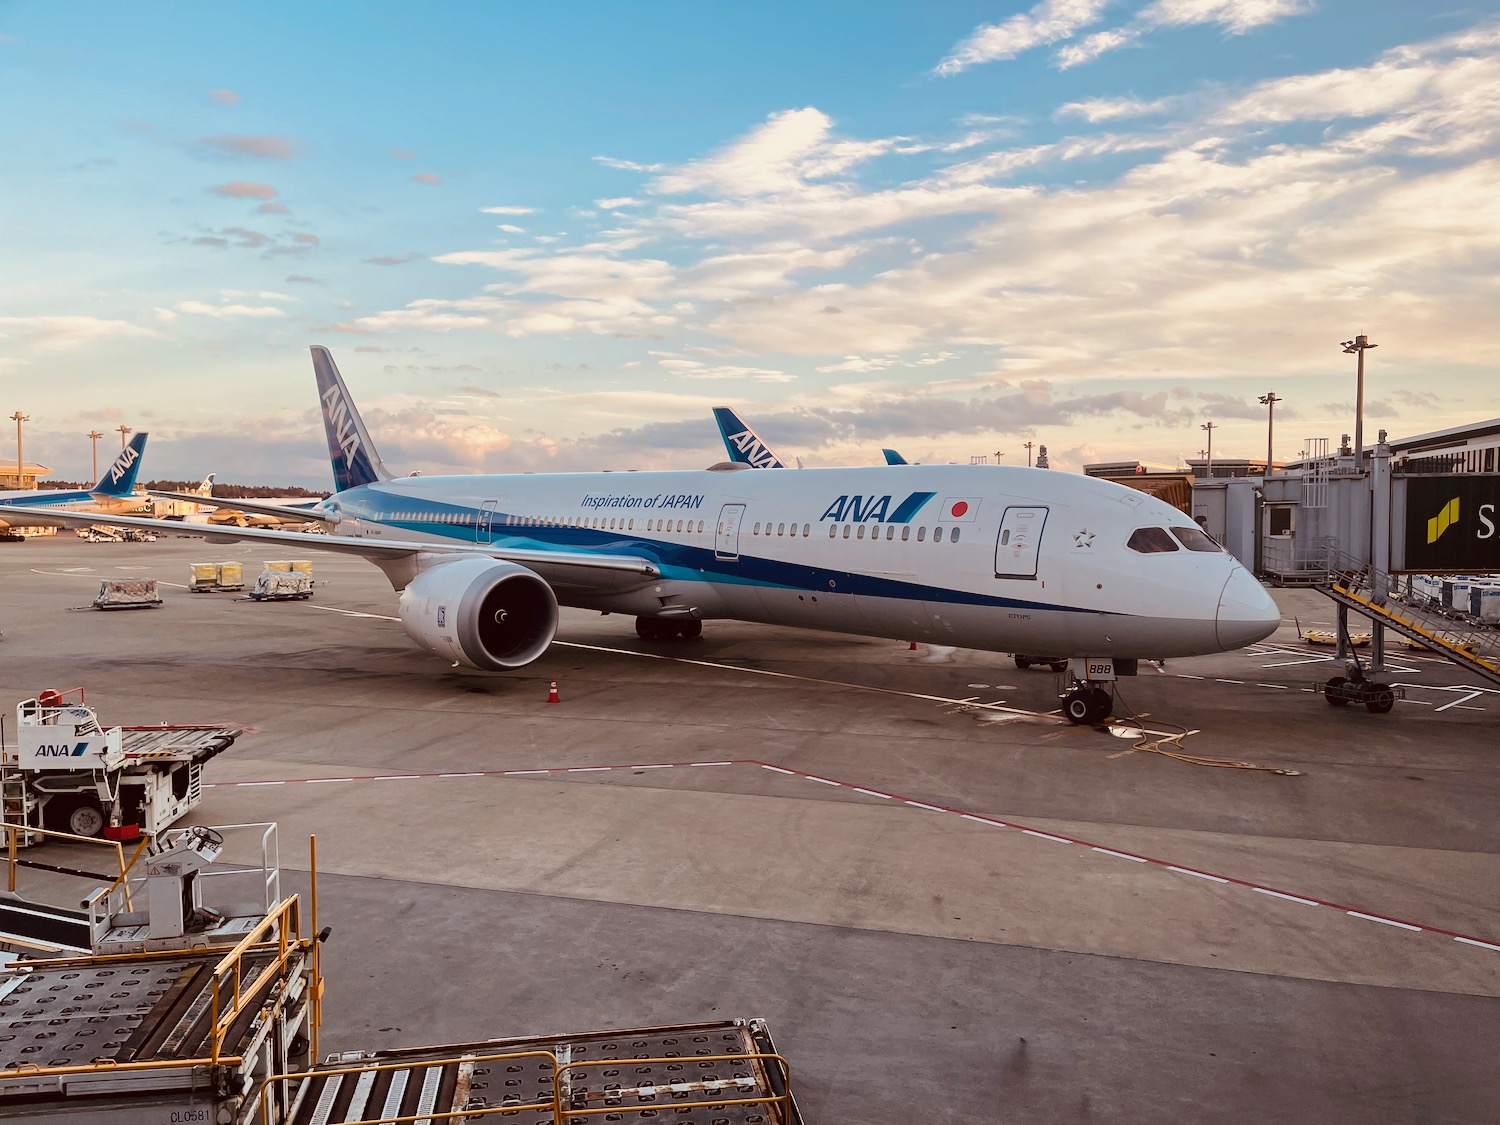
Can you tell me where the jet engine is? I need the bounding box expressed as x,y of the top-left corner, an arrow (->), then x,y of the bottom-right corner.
397,557 -> 559,671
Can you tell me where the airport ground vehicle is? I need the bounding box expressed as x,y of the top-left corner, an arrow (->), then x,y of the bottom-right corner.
0,690 -> 241,842
0,820 -> 803,1124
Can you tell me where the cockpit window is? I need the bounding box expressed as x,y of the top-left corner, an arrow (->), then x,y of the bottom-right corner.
1127,527 -> 1180,554
1171,526 -> 1222,553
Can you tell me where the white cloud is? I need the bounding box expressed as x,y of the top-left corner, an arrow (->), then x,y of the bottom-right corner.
596,196 -> 642,209
1056,95 -> 1178,123
175,300 -> 287,318
1142,0 -> 1312,35
481,205 -> 535,215
0,316 -> 157,349
935,0 -> 1111,74
496,224 -> 525,233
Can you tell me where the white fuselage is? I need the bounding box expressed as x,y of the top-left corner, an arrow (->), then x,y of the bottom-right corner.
322,463 -> 1279,659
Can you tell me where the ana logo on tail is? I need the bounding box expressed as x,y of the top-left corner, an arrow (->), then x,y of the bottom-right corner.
725,428 -> 781,469
321,383 -> 363,464
108,446 -> 139,485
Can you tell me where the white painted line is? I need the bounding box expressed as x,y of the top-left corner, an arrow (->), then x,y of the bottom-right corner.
1215,679 -> 1244,685
806,776 -> 842,786
1263,657 -> 1331,668
1177,674 -> 1204,680
307,778 -> 354,784
301,604 -> 402,622
1455,936 -> 1500,952
374,775 -> 420,781
566,767 -> 612,773
853,787 -> 893,799
631,764 -> 674,769
761,765 -> 797,775
1023,829 -> 1072,844
1435,691 -> 1483,712
690,761 -> 732,767
1251,887 -> 1319,906
961,814 -> 1000,826
235,781 -> 285,787
1256,683 -> 1289,689
1167,866 -> 1228,884
505,769 -> 550,776
905,801 -> 945,812
1347,911 -> 1422,932
1092,847 -> 1147,862
438,773 -> 483,778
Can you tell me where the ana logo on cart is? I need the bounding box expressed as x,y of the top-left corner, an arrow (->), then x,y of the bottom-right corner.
34,742 -> 90,757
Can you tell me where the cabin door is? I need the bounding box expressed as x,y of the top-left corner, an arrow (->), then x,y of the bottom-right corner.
715,503 -> 746,560
995,506 -> 1047,579
478,500 -> 498,544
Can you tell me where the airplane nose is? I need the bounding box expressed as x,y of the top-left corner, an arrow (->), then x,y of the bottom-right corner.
1216,566 -> 1281,650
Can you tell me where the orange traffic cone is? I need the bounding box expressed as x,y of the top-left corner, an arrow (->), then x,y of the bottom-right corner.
547,679 -> 559,703
908,641 -> 918,650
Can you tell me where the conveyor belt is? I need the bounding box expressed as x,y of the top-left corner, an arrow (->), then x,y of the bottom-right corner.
0,895 -> 90,952
120,725 -> 242,763
290,1021 -> 800,1125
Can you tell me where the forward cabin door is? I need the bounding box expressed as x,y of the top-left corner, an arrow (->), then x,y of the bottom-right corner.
478,500 -> 498,544
995,506 -> 1047,579
715,503 -> 746,560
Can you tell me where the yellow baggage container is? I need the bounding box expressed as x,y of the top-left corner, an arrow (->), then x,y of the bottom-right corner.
264,560 -> 293,572
289,559 -> 313,576
190,562 -> 219,589
218,561 -> 244,588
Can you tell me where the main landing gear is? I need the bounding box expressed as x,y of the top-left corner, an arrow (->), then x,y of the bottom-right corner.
635,616 -> 703,642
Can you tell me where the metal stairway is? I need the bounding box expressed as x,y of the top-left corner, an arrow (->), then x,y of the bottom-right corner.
1316,549 -> 1500,687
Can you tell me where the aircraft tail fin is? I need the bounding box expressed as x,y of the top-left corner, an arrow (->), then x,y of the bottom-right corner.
197,472 -> 216,496
882,448 -> 909,465
311,345 -> 394,492
90,432 -> 148,497
712,407 -> 787,469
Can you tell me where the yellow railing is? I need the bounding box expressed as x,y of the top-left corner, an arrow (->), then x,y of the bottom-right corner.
258,1049 -> 794,1125
3,821 -> 148,908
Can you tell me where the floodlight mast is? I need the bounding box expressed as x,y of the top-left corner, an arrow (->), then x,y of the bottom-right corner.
1200,421 -> 1216,478
1341,334 -> 1378,469
1257,393 -> 1280,477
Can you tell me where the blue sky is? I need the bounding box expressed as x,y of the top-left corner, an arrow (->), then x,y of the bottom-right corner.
2,1 -> 1496,485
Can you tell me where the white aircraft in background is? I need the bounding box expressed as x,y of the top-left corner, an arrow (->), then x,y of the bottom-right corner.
0,433 -> 150,531
713,406 -> 912,468
12,347 -> 1280,723
150,473 -> 326,528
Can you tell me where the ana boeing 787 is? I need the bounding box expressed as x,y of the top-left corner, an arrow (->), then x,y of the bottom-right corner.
12,348 -> 1280,722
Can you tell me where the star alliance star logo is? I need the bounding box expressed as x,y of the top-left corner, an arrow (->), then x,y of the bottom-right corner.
1073,529 -> 1095,548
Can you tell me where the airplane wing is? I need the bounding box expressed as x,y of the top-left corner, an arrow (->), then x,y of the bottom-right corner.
148,491 -> 337,525
2,505 -> 660,590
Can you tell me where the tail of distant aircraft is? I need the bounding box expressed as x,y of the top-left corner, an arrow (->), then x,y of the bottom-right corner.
712,407 -> 787,469
881,449 -> 908,465
311,345 -> 394,492
89,432 -> 149,497
196,472 -> 216,497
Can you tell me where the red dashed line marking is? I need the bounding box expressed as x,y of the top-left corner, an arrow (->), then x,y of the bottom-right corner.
204,759 -> 1498,952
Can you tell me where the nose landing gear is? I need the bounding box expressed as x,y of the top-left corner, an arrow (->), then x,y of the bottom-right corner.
1060,657 -> 1118,725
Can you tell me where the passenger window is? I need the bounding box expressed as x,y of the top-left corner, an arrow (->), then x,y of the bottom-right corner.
951,527 -> 961,543
802,523 -> 810,536
857,525 -> 865,540
627,519 -> 634,530
917,527 -> 926,542
677,520 -> 685,532
886,526 -> 895,540
902,526 -> 910,541
698,520 -> 704,533
1172,526 -> 1222,552
843,525 -> 851,538
1127,527 -> 1180,554
829,524 -> 837,538
935,527 -> 945,542
778,523 -> 784,536
754,522 -> 761,535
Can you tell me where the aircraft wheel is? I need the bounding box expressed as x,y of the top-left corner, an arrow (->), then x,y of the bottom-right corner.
1365,685 -> 1396,714
635,617 -> 670,641
1088,687 -> 1113,723
1063,690 -> 1093,725
1014,656 -> 1031,669
1323,676 -> 1349,706
1049,661 -> 1069,673
676,618 -> 703,641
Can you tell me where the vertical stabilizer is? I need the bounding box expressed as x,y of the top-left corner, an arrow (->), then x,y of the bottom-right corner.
90,432 -> 149,497
882,449 -> 909,465
311,345 -> 393,491
711,407 -> 787,469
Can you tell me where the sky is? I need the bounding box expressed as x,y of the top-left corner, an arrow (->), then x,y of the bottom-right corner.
1,1 -> 1497,486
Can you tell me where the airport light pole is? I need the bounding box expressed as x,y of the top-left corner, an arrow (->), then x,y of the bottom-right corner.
87,430 -> 104,481
1340,334 -> 1378,468
10,411 -> 28,488
116,424 -> 132,449
1023,441 -> 1034,467
1258,393 -> 1280,477
1200,421 -> 1216,479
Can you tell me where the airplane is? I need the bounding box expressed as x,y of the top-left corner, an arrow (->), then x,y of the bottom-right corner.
713,406 -> 912,468
150,472 -> 329,528
9,347 -> 1281,724
0,433 -> 150,530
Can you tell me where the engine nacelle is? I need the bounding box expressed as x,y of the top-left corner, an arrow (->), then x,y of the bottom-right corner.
398,557 -> 559,671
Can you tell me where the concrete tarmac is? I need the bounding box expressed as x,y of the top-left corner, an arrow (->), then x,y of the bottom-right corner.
2,536 -> 1497,1123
